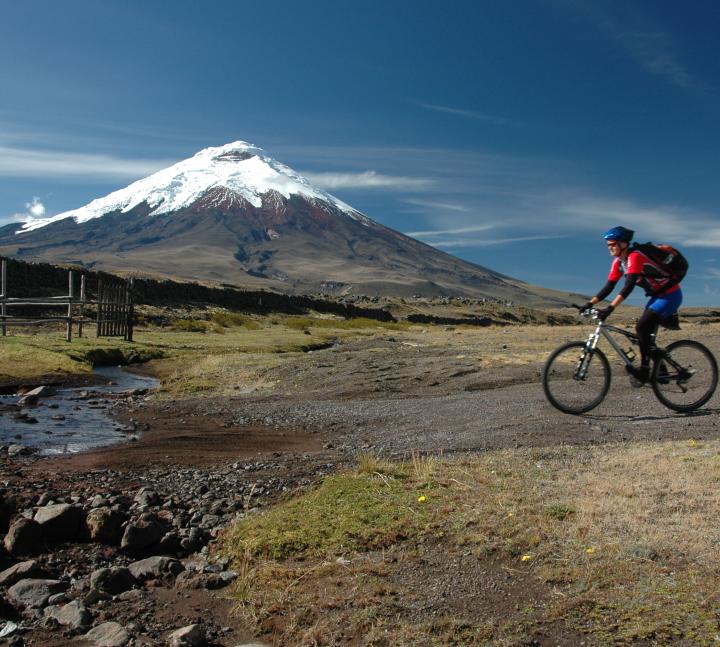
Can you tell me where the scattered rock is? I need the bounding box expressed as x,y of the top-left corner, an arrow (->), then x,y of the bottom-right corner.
7,444 -> 37,456
90,567 -> 136,595
133,487 -> 160,507
4,517 -> 41,556
83,621 -> 130,646
43,599 -> 92,630
18,386 -> 56,407
86,507 -> 127,545
127,556 -> 182,582
34,503 -> 87,542
120,514 -> 166,553
0,560 -> 49,587
6,578 -> 67,610
167,623 -> 207,646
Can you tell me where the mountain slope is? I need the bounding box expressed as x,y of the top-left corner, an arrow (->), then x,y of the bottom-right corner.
0,142 -> 573,306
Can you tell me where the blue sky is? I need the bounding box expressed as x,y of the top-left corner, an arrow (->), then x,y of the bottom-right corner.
1,0 -> 719,305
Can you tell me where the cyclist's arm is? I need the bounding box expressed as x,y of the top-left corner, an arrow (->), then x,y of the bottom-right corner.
590,280 -> 617,305
607,274 -> 639,309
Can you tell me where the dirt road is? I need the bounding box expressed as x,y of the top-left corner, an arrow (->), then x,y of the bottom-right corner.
134,326 -> 720,466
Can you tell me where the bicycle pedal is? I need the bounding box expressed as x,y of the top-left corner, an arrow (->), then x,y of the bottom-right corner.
628,376 -> 645,388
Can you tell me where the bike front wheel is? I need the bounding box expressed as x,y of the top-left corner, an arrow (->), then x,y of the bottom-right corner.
652,340 -> 718,412
543,341 -> 611,414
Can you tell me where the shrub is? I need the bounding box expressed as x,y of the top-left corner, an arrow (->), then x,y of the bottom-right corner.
172,319 -> 208,333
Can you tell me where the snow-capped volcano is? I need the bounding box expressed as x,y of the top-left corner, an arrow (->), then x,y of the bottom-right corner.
0,141 -> 572,305
20,141 -> 368,233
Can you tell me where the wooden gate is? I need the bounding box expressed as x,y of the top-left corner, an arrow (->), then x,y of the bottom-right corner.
96,278 -> 134,341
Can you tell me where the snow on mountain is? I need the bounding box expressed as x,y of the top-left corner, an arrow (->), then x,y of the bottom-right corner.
19,141 -> 369,233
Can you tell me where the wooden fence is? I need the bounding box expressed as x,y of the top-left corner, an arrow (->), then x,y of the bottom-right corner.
96,277 -> 134,341
0,258 -> 133,342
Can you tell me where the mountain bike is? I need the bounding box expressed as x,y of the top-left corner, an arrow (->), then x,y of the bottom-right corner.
543,307 -> 718,414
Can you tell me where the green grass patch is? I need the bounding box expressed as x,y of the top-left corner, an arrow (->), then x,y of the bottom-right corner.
219,470 -> 440,561
283,315 -> 408,332
0,334 -> 165,385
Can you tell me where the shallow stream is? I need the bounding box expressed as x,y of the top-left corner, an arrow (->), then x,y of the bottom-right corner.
0,366 -> 159,455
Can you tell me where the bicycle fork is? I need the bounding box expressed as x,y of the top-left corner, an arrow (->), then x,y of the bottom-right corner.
575,327 -> 602,380
576,324 -> 637,380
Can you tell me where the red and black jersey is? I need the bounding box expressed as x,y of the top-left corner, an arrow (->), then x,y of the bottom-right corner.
608,250 -> 681,296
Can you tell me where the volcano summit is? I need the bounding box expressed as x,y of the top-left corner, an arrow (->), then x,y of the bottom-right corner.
0,142 -> 569,305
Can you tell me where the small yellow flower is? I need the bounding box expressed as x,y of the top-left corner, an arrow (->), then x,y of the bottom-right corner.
417,495 -> 427,503
521,554 -> 532,562
585,547 -> 595,554
507,512 -> 514,517
688,439 -> 697,448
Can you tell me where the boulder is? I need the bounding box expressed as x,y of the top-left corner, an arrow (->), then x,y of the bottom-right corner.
0,560 -> 49,587
6,578 -> 67,610
168,624 -> 207,647
90,567 -> 136,595
34,503 -> 87,543
43,600 -> 92,630
83,621 -> 130,646
127,556 -> 183,582
86,507 -> 127,545
120,514 -> 166,553
4,517 -> 41,556
18,386 -> 56,406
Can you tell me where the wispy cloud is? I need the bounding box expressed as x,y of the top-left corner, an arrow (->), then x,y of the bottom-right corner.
302,170 -> 434,190
403,198 -> 469,213
559,197 -> 720,246
560,2 -> 697,89
418,102 -> 511,125
407,224 -> 494,237
429,234 -> 569,248
0,146 -> 173,181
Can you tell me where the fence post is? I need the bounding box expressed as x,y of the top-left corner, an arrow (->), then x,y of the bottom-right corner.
79,274 -> 85,338
66,270 -> 74,342
96,280 -> 103,337
126,278 -> 134,342
1,259 -> 6,337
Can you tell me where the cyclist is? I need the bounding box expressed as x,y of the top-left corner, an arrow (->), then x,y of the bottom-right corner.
581,226 -> 683,383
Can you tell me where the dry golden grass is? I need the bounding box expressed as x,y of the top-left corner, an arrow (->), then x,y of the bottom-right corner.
558,441 -> 720,566
221,440 -> 720,644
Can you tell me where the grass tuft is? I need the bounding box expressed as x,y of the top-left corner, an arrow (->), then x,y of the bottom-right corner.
219,471 -> 439,561
171,318 -> 208,332
210,311 -> 261,329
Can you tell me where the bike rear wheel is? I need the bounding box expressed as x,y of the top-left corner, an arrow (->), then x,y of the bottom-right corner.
543,341 -> 611,414
652,340 -> 718,412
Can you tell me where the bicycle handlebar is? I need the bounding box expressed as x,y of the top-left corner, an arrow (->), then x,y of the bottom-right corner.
572,303 -> 599,320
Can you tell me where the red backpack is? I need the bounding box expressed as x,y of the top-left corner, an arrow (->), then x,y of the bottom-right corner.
631,242 -> 688,286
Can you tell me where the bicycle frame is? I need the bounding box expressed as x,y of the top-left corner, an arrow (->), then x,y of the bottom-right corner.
577,312 -> 654,379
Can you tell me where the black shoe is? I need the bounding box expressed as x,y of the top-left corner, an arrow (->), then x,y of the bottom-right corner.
660,313 -> 680,330
626,365 -> 650,384
655,363 -> 671,384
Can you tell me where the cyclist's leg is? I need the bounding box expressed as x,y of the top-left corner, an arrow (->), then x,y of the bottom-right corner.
633,307 -> 660,381
644,290 -> 683,380
649,289 -> 683,329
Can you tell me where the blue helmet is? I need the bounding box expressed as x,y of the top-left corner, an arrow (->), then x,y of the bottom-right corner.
603,226 -> 634,243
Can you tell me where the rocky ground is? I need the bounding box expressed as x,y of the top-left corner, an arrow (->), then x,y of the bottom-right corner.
2,321 -> 720,645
